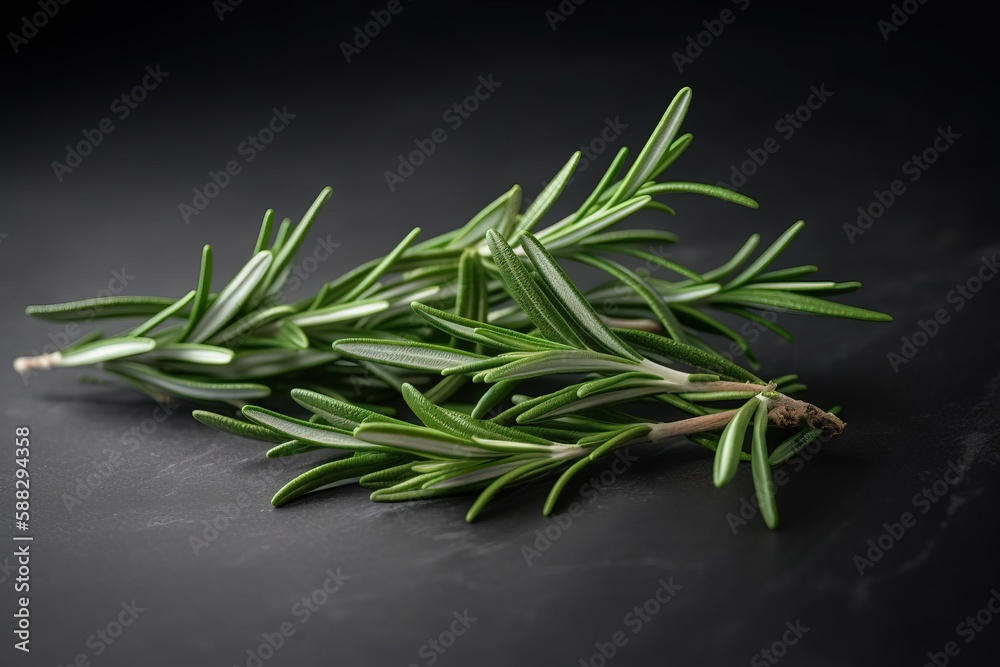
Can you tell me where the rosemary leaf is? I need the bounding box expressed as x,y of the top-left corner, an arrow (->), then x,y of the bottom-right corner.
750,398 -> 779,529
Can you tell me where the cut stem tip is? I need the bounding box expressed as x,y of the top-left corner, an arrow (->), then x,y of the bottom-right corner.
13,352 -> 61,374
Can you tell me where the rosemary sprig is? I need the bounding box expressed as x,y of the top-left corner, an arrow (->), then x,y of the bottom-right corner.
13,88 -> 889,405
196,230 -> 850,528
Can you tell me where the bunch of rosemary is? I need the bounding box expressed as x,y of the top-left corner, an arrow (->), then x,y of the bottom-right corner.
14,88 -> 888,406
14,87 -> 890,527
195,230 -> 850,528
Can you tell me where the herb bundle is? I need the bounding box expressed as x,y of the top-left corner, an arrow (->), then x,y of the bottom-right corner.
14,88 -> 888,406
195,230 -> 850,527
14,87 -> 890,527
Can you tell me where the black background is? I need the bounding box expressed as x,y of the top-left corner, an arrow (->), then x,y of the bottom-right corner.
2,1 -> 998,666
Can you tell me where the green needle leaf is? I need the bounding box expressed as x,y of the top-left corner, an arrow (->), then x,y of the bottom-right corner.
514,383 -> 666,424
208,305 -> 297,345
25,296 -> 179,322
272,453 -> 406,507
334,338 -> 487,372
465,458 -> 564,522
575,371 -> 662,398
637,182 -> 758,209
107,361 -> 270,401
265,440 -> 328,458
483,350 -> 639,383
472,327 -> 571,353
57,337 -> 157,367
358,462 -> 419,489
270,218 -> 293,254
471,379 -> 520,419
455,248 -> 487,328
291,299 -> 390,328
716,306 -> 794,342
566,146 -> 628,225
276,321 -> 309,349
539,196 -> 652,249
340,227 -> 422,303
609,248 -> 704,283
401,383 -> 552,445
543,424 -> 650,516
261,186 -> 333,293
353,423 -> 496,460
580,229 -> 678,247
572,254 -> 686,343
242,406 -> 382,451
727,221 -> 806,288
607,87 -> 692,207
448,186 -> 522,248
701,234 -> 760,282
713,397 -> 759,488
291,388 -> 408,429
428,457 -> 548,491
179,244 -> 214,341
672,304 -> 758,367
151,343 -> 235,365
754,265 -> 819,282
512,152 -> 580,242
129,290 -> 195,337
486,230 -> 586,347
711,289 -> 893,321
192,409 -> 286,443
186,250 -> 273,343
519,232 -> 642,361
750,398 -> 779,529
651,132 -> 694,180
410,302 -> 549,350
253,209 -> 275,255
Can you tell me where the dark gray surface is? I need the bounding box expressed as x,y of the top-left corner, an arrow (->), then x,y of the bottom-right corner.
2,2 -> 998,665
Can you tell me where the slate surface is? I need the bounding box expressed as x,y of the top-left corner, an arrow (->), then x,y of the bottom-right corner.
2,2 -> 997,666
